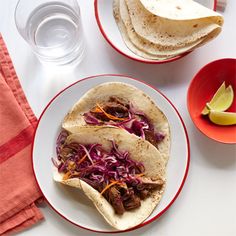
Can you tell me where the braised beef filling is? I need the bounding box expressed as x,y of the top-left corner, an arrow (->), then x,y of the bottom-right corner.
83,96 -> 165,148
53,130 -> 164,215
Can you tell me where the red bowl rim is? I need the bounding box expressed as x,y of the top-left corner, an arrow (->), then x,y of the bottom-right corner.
32,74 -> 190,233
94,0 -> 217,64
187,58 -> 236,144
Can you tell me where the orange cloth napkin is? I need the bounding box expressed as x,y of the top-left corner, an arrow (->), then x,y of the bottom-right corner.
0,34 -> 43,235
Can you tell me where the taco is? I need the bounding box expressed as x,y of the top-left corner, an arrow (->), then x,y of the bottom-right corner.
53,126 -> 166,230
62,82 -> 170,165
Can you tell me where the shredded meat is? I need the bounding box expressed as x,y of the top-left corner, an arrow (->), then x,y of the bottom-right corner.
103,103 -> 129,118
142,182 -> 163,190
144,130 -> 159,148
59,143 -> 80,161
107,178 -> 163,213
138,189 -> 150,200
120,187 -> 133,200
135,177 -> 164,200
80,178 -> 101,191
59,147 -> 72,161
144,130 -> 165,148
123,194 -> 141,210
81,177 -> 164,215
90,96 -> 129,121
108,96 -> 129,108
139,177 -> 164,191
107,187 -> 125,215
135,164 -> 145,174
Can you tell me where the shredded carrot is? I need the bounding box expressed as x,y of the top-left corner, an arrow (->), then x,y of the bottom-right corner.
68,161 -> 75,170
100,180 -> 119,195
95,103 -> 127,121
63,170 -> 81,180
63,155 -> 88,180
77,154 -> 87,166
91,106 -> 102,113
116,181 -> 127,188
63,171 -> 71,180
136,173 -> 145,177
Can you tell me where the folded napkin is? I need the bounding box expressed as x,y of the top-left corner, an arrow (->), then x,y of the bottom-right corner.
0,34 -> 43,235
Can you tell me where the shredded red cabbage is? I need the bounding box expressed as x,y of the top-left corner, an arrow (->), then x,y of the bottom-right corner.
84,112 -> 101,125
51,157 -> 59,168
56,130 -> 69,158
53,131 -> 145,188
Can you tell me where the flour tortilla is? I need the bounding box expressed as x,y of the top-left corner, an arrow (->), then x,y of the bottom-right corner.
62,82 -> 170,165
125,0 -> 222,47
120,0 -> 204,55
113,0 -> 171,60
53,126 -> 166,230
113,0 -> 222,59
140,0 -> 224,22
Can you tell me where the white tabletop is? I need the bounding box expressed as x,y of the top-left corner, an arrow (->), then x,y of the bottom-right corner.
1,1 -> 236,235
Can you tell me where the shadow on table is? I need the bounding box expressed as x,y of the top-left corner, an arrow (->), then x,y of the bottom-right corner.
42,202 -> 173,236
191,126 -> 236,168
22,196 -> 174,236
21,52 -> 42,82
104,42 -> 201,88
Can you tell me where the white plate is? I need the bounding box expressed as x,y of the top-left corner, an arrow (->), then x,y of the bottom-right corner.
94,0 -> 216,64
33,75 -> 190,233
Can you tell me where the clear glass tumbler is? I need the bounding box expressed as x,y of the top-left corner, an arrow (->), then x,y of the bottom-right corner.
15,0 -> 85,66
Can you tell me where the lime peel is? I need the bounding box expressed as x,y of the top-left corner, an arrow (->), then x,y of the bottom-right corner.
201,82 -> 234,115
208,110 -> 236,126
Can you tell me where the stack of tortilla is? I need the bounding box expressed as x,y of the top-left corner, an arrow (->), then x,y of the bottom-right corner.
113,0 -> 224,60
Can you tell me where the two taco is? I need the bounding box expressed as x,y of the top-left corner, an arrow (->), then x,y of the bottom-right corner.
53,82 -> 170,230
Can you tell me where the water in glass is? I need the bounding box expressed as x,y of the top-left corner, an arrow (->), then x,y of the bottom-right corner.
26,3 -> 84,65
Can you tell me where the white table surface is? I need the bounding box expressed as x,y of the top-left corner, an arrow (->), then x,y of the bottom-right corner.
1,0 -> 236,235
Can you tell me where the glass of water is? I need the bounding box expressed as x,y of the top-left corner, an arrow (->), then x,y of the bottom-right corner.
15,0 -> 85,66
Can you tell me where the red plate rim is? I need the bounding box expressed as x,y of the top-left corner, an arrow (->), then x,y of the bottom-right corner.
94,0 -> 217,64
31,74 -> 190,233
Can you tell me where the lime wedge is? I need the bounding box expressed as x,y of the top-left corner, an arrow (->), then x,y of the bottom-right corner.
201,82 -> 234,115
208,110 -> 236,125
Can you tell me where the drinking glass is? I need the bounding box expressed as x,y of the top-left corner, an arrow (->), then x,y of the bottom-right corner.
15,0 -> 85,66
